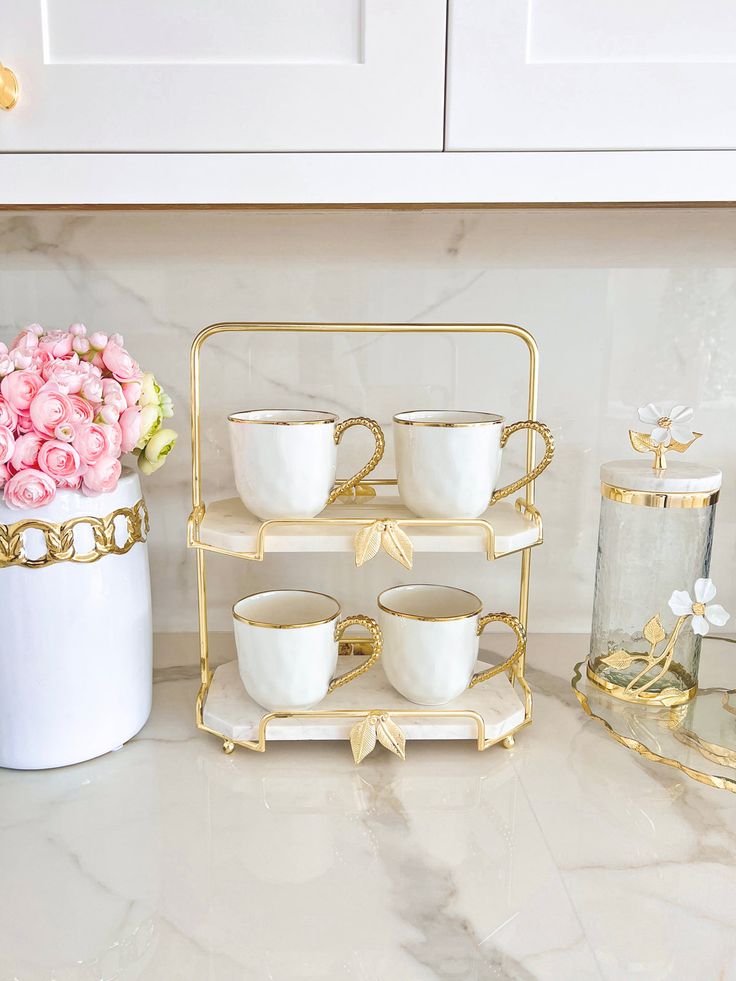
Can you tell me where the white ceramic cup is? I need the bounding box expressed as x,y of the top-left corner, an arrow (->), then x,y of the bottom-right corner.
377,584 -> 526,706
228,409 -> 385,521
232,589 -> 382,712
393,410 -> 554,519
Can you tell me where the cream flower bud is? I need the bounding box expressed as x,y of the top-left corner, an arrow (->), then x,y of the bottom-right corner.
135,404 -> 162,450
139,427 -> 177,473
139,372 -> 160,408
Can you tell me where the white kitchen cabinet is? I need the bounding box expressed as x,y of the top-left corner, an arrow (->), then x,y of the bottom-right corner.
1,0 -> 446,151
446,0 -> 736,150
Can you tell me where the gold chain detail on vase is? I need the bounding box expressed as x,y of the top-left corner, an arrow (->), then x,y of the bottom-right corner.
0,499 -> 149,569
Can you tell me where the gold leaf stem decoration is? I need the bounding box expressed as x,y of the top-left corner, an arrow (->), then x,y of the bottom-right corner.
349,713 -> 407,763
354,520 -> 413,570
628,429 -> 702,471
600,613 -> 689,704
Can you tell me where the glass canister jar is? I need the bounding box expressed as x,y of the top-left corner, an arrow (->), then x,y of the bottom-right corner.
588,405 -> 722,706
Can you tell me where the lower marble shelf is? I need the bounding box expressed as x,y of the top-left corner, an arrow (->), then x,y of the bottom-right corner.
203,657 -> 526,745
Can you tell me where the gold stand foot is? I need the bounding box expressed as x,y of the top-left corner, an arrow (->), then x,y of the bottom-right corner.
222,739 -> 235,755
502,735 -> 515,750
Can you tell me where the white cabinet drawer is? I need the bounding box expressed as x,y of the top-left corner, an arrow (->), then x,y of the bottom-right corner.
1,0 -> 446,151
446,0 -> 736,150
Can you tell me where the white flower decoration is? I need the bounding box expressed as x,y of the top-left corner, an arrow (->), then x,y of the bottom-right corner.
668,578 -> 730,636
638,402 -> 695,447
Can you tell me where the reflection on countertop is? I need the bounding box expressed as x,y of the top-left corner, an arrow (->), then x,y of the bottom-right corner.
1,634 -> 735,981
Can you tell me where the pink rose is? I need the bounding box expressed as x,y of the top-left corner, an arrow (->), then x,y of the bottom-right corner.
72,422 -> 109,465
69,395 -> 94,425
0,396 -> 18,430
101,378 -> 127,413
1,370 -> 43,413
119,406 -> 142,453
38,439 -> 82,482
29,385 -> 74,437
83,456 -> 121,495
11,432 -> 44,470
122,381 -> 142,407
0,425 -> 15,465
101,343 -> 142,384
3,469 -> 56,509
38,331 -> 74,359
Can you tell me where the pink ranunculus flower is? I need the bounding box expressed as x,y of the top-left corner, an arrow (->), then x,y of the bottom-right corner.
54,422 -> 75,442
73,336 -> 90,356
68,322 -> 87,337
10,328 -> 39,352
42,358 -> 86,394
102,422 -> 122,457
10,350 -> 33,370
0,424 -> 15,465
122,381 -> 142,407
119,406 -> 142,454
1,370 -> 43,413
10,432 -> 44,470
55,474 -> 82,490
16,412 -> 34,434
102,343 -> 142,384
38,330 -> 74,359
29,385 -> 74,437
89,331 -> 108,351
0,462 -> 8,489
101,378 -> 127,413
99,404 -> 120,425
3,469 -> 56,509
81,376 -> 103,406
83,456 -> 121,495
69,395 -> 94,425
38,439 -> 82,482
0,396 -> 18,430
73,422 -> 109,466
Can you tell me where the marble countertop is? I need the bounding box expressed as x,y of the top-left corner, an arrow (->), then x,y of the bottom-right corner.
2,634 -> 736,981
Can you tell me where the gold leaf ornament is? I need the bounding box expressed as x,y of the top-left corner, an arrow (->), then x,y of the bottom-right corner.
601,649 -> 635,670
376,715 -> 406,760
629,430 -> 655,454
643,614 -> 666,646
354,522 -> 383,567
381,521 -> 413,570
353,519 -> 414,570
350,715 -> 378,763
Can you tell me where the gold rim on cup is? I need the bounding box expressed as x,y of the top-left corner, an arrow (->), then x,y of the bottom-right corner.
232,589 -> 340,629
228,409 -> 339,425
393,410 -> 504,428
377,584 -> 483,622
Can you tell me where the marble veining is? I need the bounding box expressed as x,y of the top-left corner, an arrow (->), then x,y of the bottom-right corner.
2,633 -> 736,980
1,208 -> 735,638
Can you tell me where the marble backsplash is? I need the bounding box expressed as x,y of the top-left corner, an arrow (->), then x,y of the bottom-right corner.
0,208 -> 734,637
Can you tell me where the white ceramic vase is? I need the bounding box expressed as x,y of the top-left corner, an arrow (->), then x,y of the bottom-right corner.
0,469 -> 153,769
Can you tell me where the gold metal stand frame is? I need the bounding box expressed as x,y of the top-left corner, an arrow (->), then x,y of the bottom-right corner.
189,323 -> 546,759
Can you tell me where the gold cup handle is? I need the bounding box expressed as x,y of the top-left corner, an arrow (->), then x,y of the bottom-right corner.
468,612 -> 526,689
327,416 -> 385,505
0,64 -> 19,111
490,419 -> 555,506
329,615 -> 382,693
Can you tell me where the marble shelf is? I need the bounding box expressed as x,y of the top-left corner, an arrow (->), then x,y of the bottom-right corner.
203,657 -> 526,746
196,493 -> 541,559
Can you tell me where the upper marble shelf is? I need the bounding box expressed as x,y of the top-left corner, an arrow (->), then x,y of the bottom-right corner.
192,493 -> 542,563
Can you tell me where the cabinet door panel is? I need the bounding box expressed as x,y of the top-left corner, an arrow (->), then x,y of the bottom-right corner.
446,0 -> 736,150
1,0 -> 446,150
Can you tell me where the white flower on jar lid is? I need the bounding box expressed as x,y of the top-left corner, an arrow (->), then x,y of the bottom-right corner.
668,579 -> 730,636
638,402 -> 695,447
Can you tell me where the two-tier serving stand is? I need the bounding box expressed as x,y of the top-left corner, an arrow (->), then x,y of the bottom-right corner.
187,323 -> 550,762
